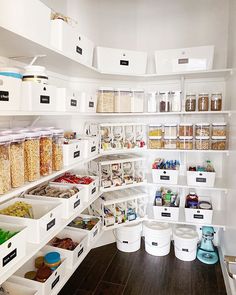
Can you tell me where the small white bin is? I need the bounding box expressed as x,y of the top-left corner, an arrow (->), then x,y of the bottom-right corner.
153,205 -> 179,222
187,171 -> 216,187
0,76 -> 21,110
94,46 -> 147,75
155,45 -> 214,74
0,222 -> 27,274
21,82 -> 57,111
185,201 -> 213,224
56,88 -> 80,112
78,92 -> 97,113
63,140 -> 84,166
81,136 -> 99,158
2,281 -> 39,295
45,227 -> 88,269
152,169 -> 179,185
143,221 -> 172,256
114,222 -> 142,253
0,198 -> 62,244
11,248 -> 66,295
173,226 -> 199,261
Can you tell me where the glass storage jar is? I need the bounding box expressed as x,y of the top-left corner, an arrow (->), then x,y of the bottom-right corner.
179,136 -> 193,150
10,133 -> 25,188
52,129 -> 64,171
40,130 -> 53,176
179,124 -> 193,136
147,92 -> 157,113
211,136 -> 227,150
0,135 -> 12,194
170,91 -> 181,112
164,124 -> 177,137
24,131 -> 40,182
185,94 -> 196,112
198,93 -> 209,111
164,136 -> 177,149
211,93 -> 222,111
97,87 -> 114,113
159,91 -> 170,112
114,88 -> 132,113
212,123 -> 227,136
149,137 -> 163,149
195,136 -> 210,150
149,125 -> 162,137
195,123 -> 210,137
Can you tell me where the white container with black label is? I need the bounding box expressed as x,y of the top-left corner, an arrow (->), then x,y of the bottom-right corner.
152,169 -> 179,184
185,207 -> 213,224
187,171 -> 216,187
56,88 -> 80,112
153,205 -> 179,221
78,92 -> 97,113
21,81 -> 57,111
81,136 -> 99,158
1,281 -> 39,295
0,75 -> 21,110
63,140 -> 84,166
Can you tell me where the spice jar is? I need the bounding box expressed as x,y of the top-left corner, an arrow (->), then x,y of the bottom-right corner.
149,137 -> 163,149
179,136 -> 193,150
195,136 -> 210,150
185,94 -> 196,112
195,123 -> 210,137
24,131 -> 40,182
114,88 -> 132,113
52,129 -> 64,171
149,125 -> 162,137
211,136 -> 227,150
159,92 -> 170,112
179,124 -> 193,136
10,133 -> 25,188
164,136 -> 177,149
0,135 -> 12,194
170,91 -> 181,112
40,130 -> 53,176
198,93 -> 209,111
212,123 -> 227,136
164,124 -> 177,137
211,93 -> 222,111
97,87 -> 114,113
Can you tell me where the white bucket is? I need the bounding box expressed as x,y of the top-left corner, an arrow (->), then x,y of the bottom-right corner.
143,221 -> 172,256
114,223 -> 142,253
173,226 -> 199,261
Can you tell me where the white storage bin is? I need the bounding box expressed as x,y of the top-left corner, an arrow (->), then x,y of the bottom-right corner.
0,222 -> 27,274
114,222 -> 142,253
0,0 -> 51,46
78,92 -> 97,113
131,89 -> 145,113
11,248 -> 66,295
21,82 -> 57,111
2,281 -> 39,295
0,76 -> 21,110
81,136 -> 99,158
143,221 -> 172,256
0,198 -> 62,244
152,169 -> 179,185
46,227 -> 88,269
56,88 -> 79,112
153,205 -> 179,222
187,171 -> 216,187
185,206 -> 213,224
155,45 -> 214,74
63,140 -> 84,166
94,47 -> 147,75
173,226 -> 199,261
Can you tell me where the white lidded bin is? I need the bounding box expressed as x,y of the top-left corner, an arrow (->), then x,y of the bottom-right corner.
21,82 -> 57,111
94,46 -> 147,75
152,169 -> 179,185
81,136 -> 99,158
143,221 -> 172,256
0,198 -> 62,244
2,281 -> 39,295
173,226 -> 199,261
63,139 -> 84,166
56,88 -> 80,112
155,45 -> 214,74
0,222 -> 27,274
0,74 -> 21,110
114,222 -> 142,252
153,205 -> 179,222
187,171 -> 216,187
78,92 -> 97,113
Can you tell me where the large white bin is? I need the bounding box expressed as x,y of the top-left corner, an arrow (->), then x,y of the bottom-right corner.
115,223 -> 142,253
143,221 -> 171,256
173,226 -> 199,261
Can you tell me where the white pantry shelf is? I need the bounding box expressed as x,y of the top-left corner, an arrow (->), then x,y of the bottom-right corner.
101,181 -> 147,193
103,217 -> 145,231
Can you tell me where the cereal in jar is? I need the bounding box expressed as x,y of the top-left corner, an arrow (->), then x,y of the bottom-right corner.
0,135 -> 12,194
195,136 -> 210,150
52,129 -> 64,171
198,93 -> 209,111
179,124 -> 193,136
195,123 -> 210,137
211,136 -> 227,150
179,136 -> 193,150
212,123 -> 227,136
40,130 -> 53,176
211,93 -> 222,111
185,94 -> 196,112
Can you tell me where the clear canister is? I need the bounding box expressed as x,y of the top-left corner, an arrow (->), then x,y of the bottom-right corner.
147,92 -> 157,113
97,87 -> 114,113
40,130 -> 53,176
211,93 -> 222,111
179,124 -> 193,136
211,136 -> 227,150
164,124 -> 177,137
131,89 -> 144,113
198,93 -> 209,111
114,88 -> 132,113
10,133 -> 25,188
164,136 -> 177,149
52,129 -> 64,171
159,92 -> 170,112
195,123 -> 210,137
195,136 -> 210,150
0,135 -> 12,194
185,93 -> 196,112
149,125 -> 162,137
179,136 -> 193,150
170,91 -> 181,112
212,123 -> 227,136
149,136 -> 163,149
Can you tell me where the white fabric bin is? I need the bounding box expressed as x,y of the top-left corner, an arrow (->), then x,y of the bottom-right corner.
152,169 -> 179,185
187,171 -> 216,187
56,88 -> 80,112
0,76 -> 21,110
2,281 -> 39,295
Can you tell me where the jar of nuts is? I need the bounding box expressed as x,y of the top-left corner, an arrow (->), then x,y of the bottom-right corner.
52,129 -> 64,171
195,123 -> 210,137
149,137 -> 163,149
185,94 -> 196,112
40,130 -> 53,176
198,93 -> 209,111
0,135 -> 12,194
212,123 -> 227,137
195,136 -> 210,150
179,124 -> 193,136
211,93 -> 222,111
179,136 -> 193,150
211,136 -> 227,150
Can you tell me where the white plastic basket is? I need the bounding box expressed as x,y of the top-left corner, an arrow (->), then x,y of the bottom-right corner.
187,171 -> 216,187
152,169 -> 179,185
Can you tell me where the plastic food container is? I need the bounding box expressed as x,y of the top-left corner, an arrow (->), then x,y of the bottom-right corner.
212,123 -> 227,136
195,123 -> 210,137
0,135 -> 11,194
97,87 -> 114,113
198,93 -> 209,111
147,92 -> 157,113
40,130 -> 53,176
10,133 -> 25,188
164,136 -> 177,149
149,137 -> 163,149
149,125 -> 162,137
179,124 -> 193,136
24,132 -> 40,182
159,92 -> 170,112
130,89 -> 144,113
211,136 -> 227,150
164,124 -> 177,137
52,129 -> 64,171
179,137 -> 193,150
211,93 -> 222,111
195,136 -> 210,150
185,94 -> 196,112
23,65 -> 48,84
114,88 -> 131,113
170,91 -> 181,112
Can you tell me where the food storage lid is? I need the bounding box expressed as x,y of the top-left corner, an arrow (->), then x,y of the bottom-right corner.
173,227 -> 198,240
11,132 -> 25,141
42,126 -> 55,130
195,123 -> 210,126
149,124 -> 162,127
164,124 -> 177,127
179,136 -> 193,140
0,129 -> 12,135
199,93 -> 209,96
159,91 -> 168,94
199,201 -> 212,210
131,88 -> 144,92
211,93 -> 222,96
24,131 -> 41,139
196,136 -> 210,140
52,128 -> 64,136
30,127 -> 43,132
114,88 -> 131,92
24,65 -> 47,75
40,130 -> 53,137
186,93 -> 196,96
44,252 -> 61,264
211,136 -> 227,140
212,122 -> 227,126
149,136 -> 162,139
164,136 -> 177,139
179,123 -> 193,126
98,87 -> 114,91
0,134 -> 13,143
13,128 -> 30,133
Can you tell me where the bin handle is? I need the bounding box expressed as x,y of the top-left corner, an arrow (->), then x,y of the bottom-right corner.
224,256 -> 236,279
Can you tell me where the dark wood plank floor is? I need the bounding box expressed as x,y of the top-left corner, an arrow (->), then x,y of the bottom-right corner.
59,241 -> 226,295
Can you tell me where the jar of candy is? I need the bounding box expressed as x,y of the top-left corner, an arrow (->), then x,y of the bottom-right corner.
0,135 -> 12,194
195,123 -> 210,137
164,124 -> 177,137
52,129 -> 64,171
179,137 -> 193,150
164,136 -> 177,149
179,124 -> 193,136
211,93 -> 222,111
195,136 -> 210,150
212,123 -> 227,136
198,93 -> 209,111
211,136 -> 227,150
185,94 -> 196,112
149,125 -> 162,137
40,130 -> 53,176
149,137 -> 163,149
159,92 -> 170,112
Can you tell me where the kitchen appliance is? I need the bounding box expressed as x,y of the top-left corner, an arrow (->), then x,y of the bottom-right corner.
197,226 -> 218,264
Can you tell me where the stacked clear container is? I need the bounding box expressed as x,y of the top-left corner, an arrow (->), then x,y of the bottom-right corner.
0,135 -> 12,194
185,94 -> 196,112
195,123 -> 210,150
97,87 -> 114,113
114,88 -> 131,113
40,130 -> 53,176
52,129 -> 64,171
211,122 -> 227,150
179,137 -> 193,150
148,125 -> 163,149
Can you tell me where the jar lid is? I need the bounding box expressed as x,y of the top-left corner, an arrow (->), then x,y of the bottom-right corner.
196,136 -> 210,140
11,133 -> 25,141
179,123 -> 193,127
24,65 -> 46,74
30,127 -> 43,132
40,130 -> 52,137
159,91 -> 168,95
149,136 -> 162,139
211,93 -> 222,95
114,88 -> 131,92
199,201 -> 212,210
195,123 -> 210,126
52,128 -> 64,136
44,252 -> 61,264
211,136 -> 227,140
164,136 -> 177,139
131,89 -> 144,92
212,122 -> 227,126
98,87 -> 114,91
149,124 -> 162,127
164,124 -> 177,127
0,134 -> 13,143
25,131 -> 41,138
179,136 -> 193,140
0,129 -> 12,135
186,93 -> 196,96
42,126 -> 56,131
199,93 -> 209,96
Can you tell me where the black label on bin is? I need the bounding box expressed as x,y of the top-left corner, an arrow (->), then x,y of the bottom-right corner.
76,46 -> 83,55
161,212 -> 171,217
160,175 -> 170,180
74,151 -> 80,158
78,248 -> 84,257
91,146 -> 96,152
196,177 -> 206,183
123,241 -> 128,244
92,187 -> 96,194
51,276 -> 60,289
47,218 -> 56,231
71,99 -> 77,107
152,242 -> 158,246
40,95 -> 50,104
3,249 -> 17,267
178,58 -> 189,64
74,199 -> 81,209
120,60 -> 129,66
193,214 -> 204,219
93,228 -> 98,237
89,101 -> 94,108
0,91 -> 9,101
182,248 -> 189,252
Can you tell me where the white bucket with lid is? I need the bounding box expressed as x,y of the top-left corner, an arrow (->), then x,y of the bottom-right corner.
143,221 -> 172,256
173,226 -> 199,261
114,223 -> 142,252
